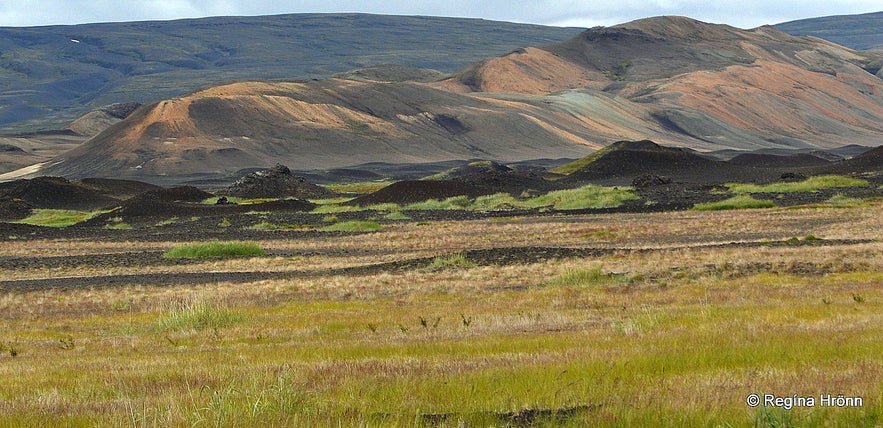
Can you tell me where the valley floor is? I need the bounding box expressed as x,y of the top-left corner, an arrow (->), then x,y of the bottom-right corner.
0,203 -> 881,426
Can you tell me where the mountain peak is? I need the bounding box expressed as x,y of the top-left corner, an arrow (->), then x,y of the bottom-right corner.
615,15 -> 744,38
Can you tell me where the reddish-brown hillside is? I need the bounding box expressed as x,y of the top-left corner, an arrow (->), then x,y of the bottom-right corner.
15,16 -> 883,184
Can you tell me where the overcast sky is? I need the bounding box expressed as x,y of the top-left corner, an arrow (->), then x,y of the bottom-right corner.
1,0 -> 881,29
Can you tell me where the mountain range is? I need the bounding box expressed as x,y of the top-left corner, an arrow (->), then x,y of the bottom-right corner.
0,14 -> 582,133
1,12 -> 882,185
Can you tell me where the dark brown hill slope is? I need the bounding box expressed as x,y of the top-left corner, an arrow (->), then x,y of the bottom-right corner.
14,16 -> 883,185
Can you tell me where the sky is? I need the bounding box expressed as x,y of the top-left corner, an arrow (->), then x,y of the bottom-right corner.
1,0 -> 881,29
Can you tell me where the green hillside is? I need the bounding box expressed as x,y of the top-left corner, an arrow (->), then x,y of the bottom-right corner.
0,13 -> 582,132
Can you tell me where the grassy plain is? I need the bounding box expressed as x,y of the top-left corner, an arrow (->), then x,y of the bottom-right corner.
0,203 -> 881,426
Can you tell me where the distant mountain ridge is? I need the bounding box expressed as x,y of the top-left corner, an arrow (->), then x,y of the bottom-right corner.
0,14 -> 582,132
776,11 -> 883,51
21,16 -> 883,185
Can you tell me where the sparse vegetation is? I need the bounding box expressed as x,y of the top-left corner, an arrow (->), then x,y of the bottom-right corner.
545,266 -> 623,287
383,211 -> 411,220
400,185 -> 638,211
826,193 -> 863,204
423,253 -> 477,271
103,222 -> 133,230
693,195 -> 775,210
155,217 -> 179,226
323,181 -> 395,194
162,241 -> 266,258
319,220 -> 382,232
14,209 -> 111,227
247,221 -> 283,230
549,145 -> 619,175
726,175 -> 869,193
523,184 -> 638,210
404,195 -> 473,210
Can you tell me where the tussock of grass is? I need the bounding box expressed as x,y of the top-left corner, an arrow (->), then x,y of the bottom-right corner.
384,211 -> 411,220
14,209 -> 111,227
162,241 -> 266,258
727,175 -> 869,193
524,184 -> 638,210
471,193 -> 520,210
826,193 -> 863,204
423,253 -> 476,271
405,195 -> 472,210
320,221 -> 382,232
157,302 -> 245,332
693,195 -> 775,211
545,267 -> 622,288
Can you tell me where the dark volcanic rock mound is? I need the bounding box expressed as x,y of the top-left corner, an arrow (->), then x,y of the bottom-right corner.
0,144 -> 25,153
137,186 -> 215,203
563,140 -> 805,185
0,198 -> 33,221
426,160 -> 513,180
92,191 -> 314,221
221,164 -> 334,199
566,141 -> 728,184
451,170 -> 556,196
727,153 -> 831,168
814,145 -> 882,174
79,178 -> 163,199
348,180 -> 484,205
0,176 -> 118,210
632,174 -> 672,188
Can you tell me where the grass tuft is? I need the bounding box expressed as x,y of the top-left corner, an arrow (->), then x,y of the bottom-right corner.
545,267 -> 622,288
162,241 -> 266,258
423,253 -> 477,271
157,302 -> 245,332
826,193 -> 863,204
524,185 -> 638,210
